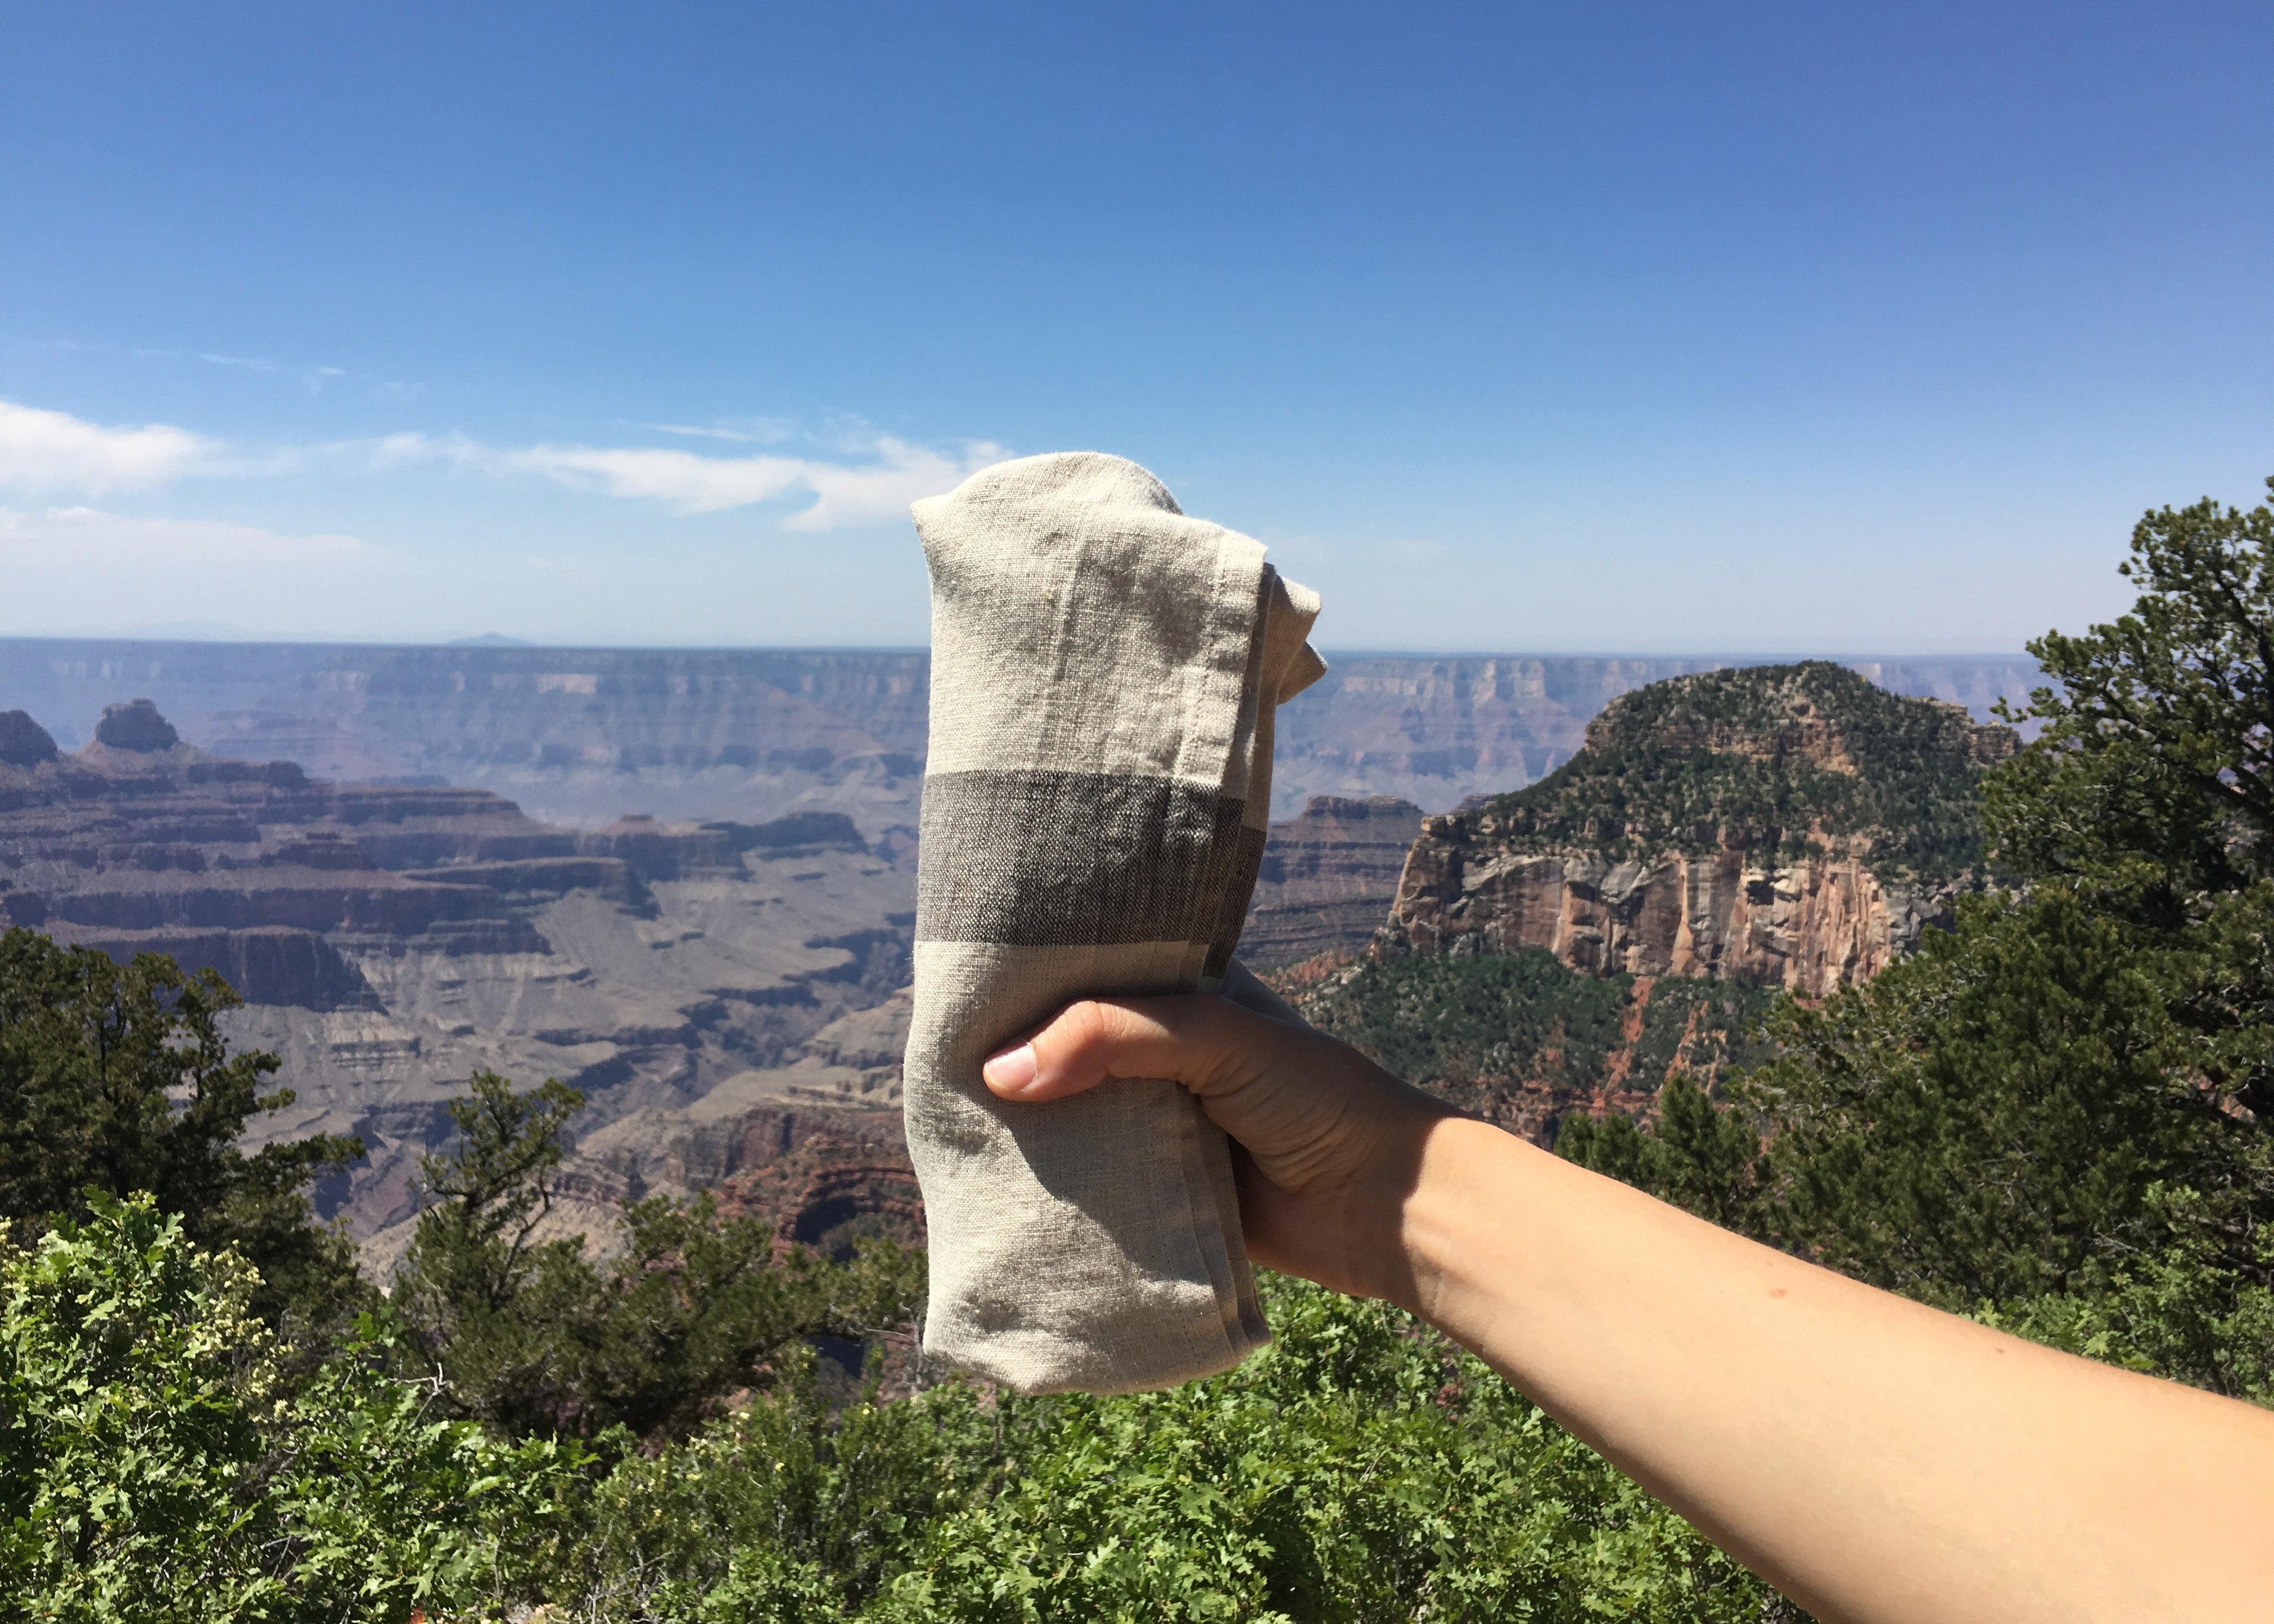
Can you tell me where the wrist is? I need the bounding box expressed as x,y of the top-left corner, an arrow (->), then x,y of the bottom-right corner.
1392,1114 -> 1529,1327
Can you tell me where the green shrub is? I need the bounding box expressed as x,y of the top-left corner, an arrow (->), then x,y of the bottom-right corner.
543,1276 -> 1791,1623
0,1193 -> 586,1622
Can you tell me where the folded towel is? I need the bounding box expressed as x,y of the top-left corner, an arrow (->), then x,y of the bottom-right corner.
905,451 -> 1325,1395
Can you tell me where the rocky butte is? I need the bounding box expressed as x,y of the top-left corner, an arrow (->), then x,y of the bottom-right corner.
1376,663 -> 2020,995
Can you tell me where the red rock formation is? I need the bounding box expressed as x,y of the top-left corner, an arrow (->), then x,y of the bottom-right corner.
1382,835 -> 1949,996
716,1128 -> 925,1255
1376,667 -> 2018,995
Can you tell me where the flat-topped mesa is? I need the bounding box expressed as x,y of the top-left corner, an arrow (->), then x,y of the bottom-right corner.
1377,663 -> 2019,995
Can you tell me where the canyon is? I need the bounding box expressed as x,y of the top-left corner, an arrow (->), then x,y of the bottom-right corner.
0,642 -> 2041,1265
0,700 -> 918,1270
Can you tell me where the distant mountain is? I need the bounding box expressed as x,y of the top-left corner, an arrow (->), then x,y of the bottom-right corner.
1379,663 -> 2020,995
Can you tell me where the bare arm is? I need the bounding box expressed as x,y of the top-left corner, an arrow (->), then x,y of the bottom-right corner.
980,976 -> 2274,1624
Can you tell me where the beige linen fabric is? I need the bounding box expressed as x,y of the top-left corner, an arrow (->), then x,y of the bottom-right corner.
906,451 -> 1325,1395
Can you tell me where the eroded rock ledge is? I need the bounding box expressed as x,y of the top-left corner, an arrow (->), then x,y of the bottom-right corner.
1376,663 -> 2018,995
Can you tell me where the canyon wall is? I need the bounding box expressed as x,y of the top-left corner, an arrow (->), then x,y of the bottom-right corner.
1376,665 -> 2019,996
1378,837 -> 1953,996
0,651 -> 2041,1268
1240,795 -> 1425,967
0,703 -> 920,1269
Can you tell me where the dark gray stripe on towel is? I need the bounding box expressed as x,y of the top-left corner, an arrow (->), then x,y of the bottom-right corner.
917,769 -> 1267,963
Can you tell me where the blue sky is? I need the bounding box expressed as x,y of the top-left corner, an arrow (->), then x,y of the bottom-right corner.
2,1 -> 2270,651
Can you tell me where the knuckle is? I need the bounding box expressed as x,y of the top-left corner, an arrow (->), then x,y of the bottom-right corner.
1046,999 -> 1116,1067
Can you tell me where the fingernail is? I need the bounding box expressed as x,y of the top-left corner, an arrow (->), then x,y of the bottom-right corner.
982,1043 -> 1038,1094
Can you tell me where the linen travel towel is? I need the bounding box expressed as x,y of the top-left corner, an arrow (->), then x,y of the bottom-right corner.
906,451 -> 1325,1395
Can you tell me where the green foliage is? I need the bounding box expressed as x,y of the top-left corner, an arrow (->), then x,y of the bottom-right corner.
1987,480 -> 2274,1133
1556,1075 -> 1767,1235
557,1350 -> 1001,1619
1476,661 -> 2006,885
1293,950 -> 1776,1123
0,1195 -> 275,1618
1988,478 -> 2274,909
545,1275 -> 1790,1624
0,1192 -> 586,1622
1977,1184 -> 2274,1404
398,1068 -> 586,1319
1737,892 -> 2263,1307
1,1200 -> 1791,1622
394,1070 -> 924,1442
0,928 -> 368,1344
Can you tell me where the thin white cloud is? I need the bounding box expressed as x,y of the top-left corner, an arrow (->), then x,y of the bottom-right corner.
779,437 -> 1006,530
0,504 -> 367,568
368,426 -> 1002,530
357,430 -> 487,471
0,400 -> 214,494
200,352 -> 278,372
0,395 -> 1001,530
629,417 -> 794,444
508,434 -> 1001,528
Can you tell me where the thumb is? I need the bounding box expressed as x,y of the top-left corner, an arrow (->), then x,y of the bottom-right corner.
981,996 -> 1244,1104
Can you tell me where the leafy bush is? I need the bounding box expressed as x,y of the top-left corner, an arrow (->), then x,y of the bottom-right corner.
539,1275 -> 1790,1623
0,1196 -> 1788,1623
0,1192 -> 586,1623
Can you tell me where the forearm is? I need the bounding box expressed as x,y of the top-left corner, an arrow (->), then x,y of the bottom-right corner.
1399,1117 -> 2274,1624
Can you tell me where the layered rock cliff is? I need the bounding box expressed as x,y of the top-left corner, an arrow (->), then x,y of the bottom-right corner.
0,650 -> 2043,1266
1239,795 -> 1426,967
1377,663 -> 2019,995
0,700 -> 921,1267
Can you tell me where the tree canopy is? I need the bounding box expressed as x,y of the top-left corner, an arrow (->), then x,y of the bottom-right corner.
0,928 -> 367,1341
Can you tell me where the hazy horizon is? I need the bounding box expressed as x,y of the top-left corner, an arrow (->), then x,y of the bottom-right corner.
0,628 -> 2041,663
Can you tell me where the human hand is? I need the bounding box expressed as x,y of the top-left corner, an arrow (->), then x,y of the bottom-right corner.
979,961 -> 1458,1307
